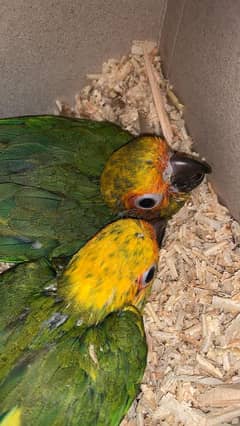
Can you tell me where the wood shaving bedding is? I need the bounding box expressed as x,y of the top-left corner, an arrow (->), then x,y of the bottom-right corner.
57,40 -> 240,425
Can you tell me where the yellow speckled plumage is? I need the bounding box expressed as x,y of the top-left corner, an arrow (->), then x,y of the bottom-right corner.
101,136 -> 170,214
59,219 -> 158,324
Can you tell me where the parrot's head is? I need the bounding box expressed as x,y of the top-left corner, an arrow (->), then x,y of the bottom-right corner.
59,218 -> 159,325
100,135 -> 211,220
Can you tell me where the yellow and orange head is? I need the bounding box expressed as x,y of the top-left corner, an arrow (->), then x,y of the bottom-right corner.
101,135 -> 211,220
59,219 -> 159,325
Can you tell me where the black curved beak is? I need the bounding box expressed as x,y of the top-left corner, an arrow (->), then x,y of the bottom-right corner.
170,152 -> 211,193
150,218 -> 167,248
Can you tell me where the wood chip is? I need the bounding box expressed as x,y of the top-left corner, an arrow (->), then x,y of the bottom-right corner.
153,394 -> 207,426
198,384 -> 240,408
212,296 -> 240,313
208,408 -> 240,426
196,354 -> 223,379
143,43 -> 173,143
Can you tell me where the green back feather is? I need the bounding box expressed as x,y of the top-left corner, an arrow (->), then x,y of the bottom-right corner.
0,116 -> 132,262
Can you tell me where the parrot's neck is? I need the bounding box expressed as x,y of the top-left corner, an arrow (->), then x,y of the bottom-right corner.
58,276 -> 120,327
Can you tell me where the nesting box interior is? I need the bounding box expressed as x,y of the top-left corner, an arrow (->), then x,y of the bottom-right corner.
1,1 -> 240,425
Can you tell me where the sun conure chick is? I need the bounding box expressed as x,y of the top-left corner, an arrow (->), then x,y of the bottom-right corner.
0,218 -> 159,426
0,115 -> 210,264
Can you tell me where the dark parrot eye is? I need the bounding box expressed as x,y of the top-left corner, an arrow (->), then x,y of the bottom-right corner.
134,194 -> 163,210
141,264 -> 157,287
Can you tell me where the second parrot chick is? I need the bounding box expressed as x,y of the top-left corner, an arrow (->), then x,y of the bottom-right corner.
0,218 -> 160,426
0,218 -> 159,381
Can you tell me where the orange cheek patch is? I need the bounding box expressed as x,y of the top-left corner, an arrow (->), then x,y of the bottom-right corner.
120,141 -> 171,212
122,179 -> 170,212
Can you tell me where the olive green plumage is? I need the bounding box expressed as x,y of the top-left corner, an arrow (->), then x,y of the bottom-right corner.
0,260 -> 147,426
0,115 -> 131,262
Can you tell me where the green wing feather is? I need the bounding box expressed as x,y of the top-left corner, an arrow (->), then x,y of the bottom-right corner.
0,261 -> 147,426
0,116 -> 132,262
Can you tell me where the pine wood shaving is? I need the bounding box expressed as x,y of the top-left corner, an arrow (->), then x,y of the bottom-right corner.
143,42 -> 173,144
196,354 -> 224,379
198,384 -> 240,408
153,393 -> 207,426
212,296 -> 240,313
166,86 -> 184,113
207,408 -> 240,426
